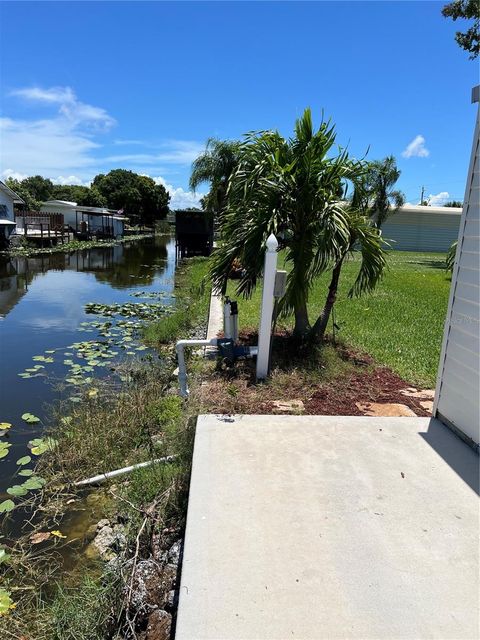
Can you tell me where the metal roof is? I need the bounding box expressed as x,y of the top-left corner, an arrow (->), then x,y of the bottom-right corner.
0,180 -> 25,204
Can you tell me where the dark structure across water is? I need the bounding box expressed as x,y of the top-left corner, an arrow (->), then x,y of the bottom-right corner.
175,210 -> 213,258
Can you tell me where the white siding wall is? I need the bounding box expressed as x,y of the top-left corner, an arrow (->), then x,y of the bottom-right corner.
0,189 -> 15,221
382,210 -> 460,252
434,102 -> 480,448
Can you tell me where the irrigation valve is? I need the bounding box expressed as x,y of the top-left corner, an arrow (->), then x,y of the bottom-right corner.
273,270 -> 287,298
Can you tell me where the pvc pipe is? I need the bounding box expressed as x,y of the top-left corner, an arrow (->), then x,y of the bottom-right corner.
230,300 -> 239,342
74,456 -> 176,486
176,338 -> 218,397
256,234 -> 278,379
223,298 -> 232,339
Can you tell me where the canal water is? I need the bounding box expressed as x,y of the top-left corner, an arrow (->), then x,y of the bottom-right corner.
0,235 -> 176,523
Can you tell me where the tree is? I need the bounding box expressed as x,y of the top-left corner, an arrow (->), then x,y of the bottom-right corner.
92,169 -> 170,225
4,178 -> 41,211
442,0 -> 479,58
353,156 -> 405,229
21,175 -> 54,203
51,184 -> 106,207
446,240 -> 457,272
190,138 -> 240,217
444,200 -> 463,207
210,108 -> 387,342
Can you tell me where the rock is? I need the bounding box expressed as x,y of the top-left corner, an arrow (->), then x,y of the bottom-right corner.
145,609 -> 172,640
271,399 -> 305,413
128,559 -> 177,613
399,388 -> 435,400
96,518 -> 111,531
166,589 -> 177,610
166,539 -> 182,566
420,400 -> 434,413
88,523 -> 126,561
356,402 -> 417,417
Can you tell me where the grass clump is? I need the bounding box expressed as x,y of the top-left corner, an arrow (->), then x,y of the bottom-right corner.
48,574 -> 121,640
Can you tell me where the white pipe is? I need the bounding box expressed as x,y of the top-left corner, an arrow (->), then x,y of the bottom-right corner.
223,300 -> 232,338
74,456 -> 176,486
176,338 -> 218,397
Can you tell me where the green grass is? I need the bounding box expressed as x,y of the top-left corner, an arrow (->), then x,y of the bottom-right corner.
143,257 -> 211,344
227,251 -> 451,387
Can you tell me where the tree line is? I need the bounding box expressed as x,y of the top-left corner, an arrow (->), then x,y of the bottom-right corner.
5,169 -> 170,227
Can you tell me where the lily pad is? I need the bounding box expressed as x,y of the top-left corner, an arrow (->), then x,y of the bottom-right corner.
7,485 -> 28,497
21,413 -> 40,424
0,500 -> 15,514
18,469 -> 34,477
16,455 -> 31,466
28,437 -> 56,455
0,443 -> 11,459
22,476 -> 46,490
0,588 -> 15,616
0,549 -> 11,564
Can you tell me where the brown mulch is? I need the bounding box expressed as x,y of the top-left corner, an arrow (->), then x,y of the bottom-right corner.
197,329 -> 431,418
303,367 -> 431,417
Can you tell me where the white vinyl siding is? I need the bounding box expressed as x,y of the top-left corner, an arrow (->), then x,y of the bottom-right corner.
434,100 -> 480,448
382,209 -> 461,252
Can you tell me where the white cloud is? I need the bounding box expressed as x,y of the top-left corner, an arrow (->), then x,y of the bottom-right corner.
0,86 -> 203,203
0,85 -> 116,179
103,140 -> 204,166
427,191 -> 450,206
53,175 -> 90,186
402,135 -> 430,158
113,139 -> 145,146
10,86 -> 116,131
0,116 -> 100,177
10,86 -> 76,104
1,168 -> 28,181
151,176 -> 205,210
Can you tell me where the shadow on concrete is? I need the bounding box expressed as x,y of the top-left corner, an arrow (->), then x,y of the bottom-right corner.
421,418 -> 479,496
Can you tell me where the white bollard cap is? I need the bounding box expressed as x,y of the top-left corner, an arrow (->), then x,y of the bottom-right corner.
266,233 -> 278,251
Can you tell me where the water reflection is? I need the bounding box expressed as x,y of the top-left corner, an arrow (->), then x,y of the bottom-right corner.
0,236 -> 170,318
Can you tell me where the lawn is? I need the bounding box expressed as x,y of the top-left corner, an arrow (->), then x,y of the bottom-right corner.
227,251 -> 451,387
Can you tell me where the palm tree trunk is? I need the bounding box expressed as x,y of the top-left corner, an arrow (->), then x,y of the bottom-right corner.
293,299 -> 310,338
310,257 -> 344,342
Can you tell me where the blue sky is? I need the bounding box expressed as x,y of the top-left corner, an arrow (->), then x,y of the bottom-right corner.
0,1 -> 477,208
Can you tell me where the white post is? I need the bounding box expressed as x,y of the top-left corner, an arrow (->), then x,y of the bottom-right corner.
256,233 -> 278,379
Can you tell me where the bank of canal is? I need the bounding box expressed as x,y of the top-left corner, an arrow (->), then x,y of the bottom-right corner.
0,235 -> 175,520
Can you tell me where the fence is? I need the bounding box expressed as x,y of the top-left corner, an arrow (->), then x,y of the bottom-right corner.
16,212 -> 67,243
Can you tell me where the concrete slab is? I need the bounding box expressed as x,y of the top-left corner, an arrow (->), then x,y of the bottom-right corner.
206,291 -> 223,341
176,415 -> 479,640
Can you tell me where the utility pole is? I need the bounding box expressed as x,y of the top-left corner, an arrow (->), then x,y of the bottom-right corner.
420,185 -> 425,205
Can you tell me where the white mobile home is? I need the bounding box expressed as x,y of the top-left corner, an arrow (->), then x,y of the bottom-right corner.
434,87 -> 479,449
40,200 -> 126,238
382,204 -> 462,252
0,180 -> 24,246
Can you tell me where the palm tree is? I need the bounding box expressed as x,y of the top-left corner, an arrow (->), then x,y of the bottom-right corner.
210,108 -> 387,341
189,138 -> 240,216
358,156 -> 405,229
